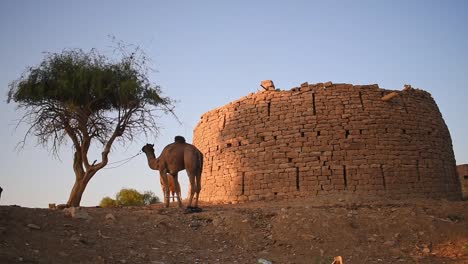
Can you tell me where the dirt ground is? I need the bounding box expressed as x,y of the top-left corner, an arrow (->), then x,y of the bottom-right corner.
0,195 -> 467,264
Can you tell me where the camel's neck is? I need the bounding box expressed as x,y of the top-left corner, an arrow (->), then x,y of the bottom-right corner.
143,151 -> 159,170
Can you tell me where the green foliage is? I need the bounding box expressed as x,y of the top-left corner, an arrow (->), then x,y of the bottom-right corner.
8,49 -> 170,111
142,190 -> 160,205
116,188 -> 145,206
99,196 -> 118,208
100,188 -> 161,207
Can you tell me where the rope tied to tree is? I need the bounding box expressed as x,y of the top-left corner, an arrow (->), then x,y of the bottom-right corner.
103,151 -> 143,169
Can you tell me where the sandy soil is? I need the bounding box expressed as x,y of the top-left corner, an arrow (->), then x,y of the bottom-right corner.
0,196 -> 467,264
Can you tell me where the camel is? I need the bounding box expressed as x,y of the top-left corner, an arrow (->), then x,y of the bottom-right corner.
142,136 -> 203,209
159,173 -> 179,202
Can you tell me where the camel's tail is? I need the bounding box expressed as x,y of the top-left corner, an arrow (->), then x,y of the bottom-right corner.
196,150 -> 203,190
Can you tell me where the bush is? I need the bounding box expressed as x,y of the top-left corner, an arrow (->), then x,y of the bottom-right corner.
142,191 -> 160,205
99,196 -> 118,208
115,188 -> 144,206
99,188 -> 161,207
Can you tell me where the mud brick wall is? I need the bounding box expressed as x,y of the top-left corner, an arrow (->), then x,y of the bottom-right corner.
456,164 -> 468,199
193,82 -> 462,203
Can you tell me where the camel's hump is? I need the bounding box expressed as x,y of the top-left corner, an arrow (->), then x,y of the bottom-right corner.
174,136 -> 186,143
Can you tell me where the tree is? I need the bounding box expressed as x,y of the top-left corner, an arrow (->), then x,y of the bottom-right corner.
7,47 -> 174,207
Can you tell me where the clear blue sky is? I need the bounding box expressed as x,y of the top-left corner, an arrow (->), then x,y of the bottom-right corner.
1,0 -> 467,207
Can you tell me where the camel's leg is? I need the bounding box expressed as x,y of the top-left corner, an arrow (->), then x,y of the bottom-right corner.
187,172 -> 196,208
167,173 -> 175,202
172,173 -> 183,208
193,172 -> 202,208
159,176 -> 166,201
160,170 -> 170,208
176,180 -> 182,204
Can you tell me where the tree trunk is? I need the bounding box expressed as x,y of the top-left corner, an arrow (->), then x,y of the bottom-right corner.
67,178 -> 89,207
66,143 -> 106,207
67,150 -> 98,207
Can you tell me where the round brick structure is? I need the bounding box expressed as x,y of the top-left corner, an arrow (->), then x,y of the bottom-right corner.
193,82 -> 462,203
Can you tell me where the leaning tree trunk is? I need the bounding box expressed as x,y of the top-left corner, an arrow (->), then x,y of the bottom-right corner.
66,151 -> 98,207
67,178 -> 88,207
67,170 -> 98,207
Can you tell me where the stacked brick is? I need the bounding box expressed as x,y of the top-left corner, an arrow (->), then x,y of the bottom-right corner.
456,164 -> 468,199
193,82 -> 462,203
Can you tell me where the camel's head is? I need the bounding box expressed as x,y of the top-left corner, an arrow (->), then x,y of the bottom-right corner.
141,143 -> 155,154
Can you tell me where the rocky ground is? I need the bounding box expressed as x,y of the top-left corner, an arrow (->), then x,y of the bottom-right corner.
0,196 -> 467,264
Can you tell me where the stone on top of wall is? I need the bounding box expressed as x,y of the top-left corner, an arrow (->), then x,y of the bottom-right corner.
261,80 -> 276,91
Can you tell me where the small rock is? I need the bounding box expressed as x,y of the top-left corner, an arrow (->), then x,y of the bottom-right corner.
422,247 -> 431,254
324,81 -> 333,87
403,84 -> 412,91
189,221 -> 201,228
56,204 -> 68,210
64,207 -> 92,220
156,240 -> 167,245
333,256 -> 343,264
98,230 -> 111,239
368,237 -> 376,242
105,213 -> 116,221
383,240 -> 395,247
70,234 -> 89,244
27,224 -> 41,230
48,203 -> 56,210
389,248 -> 401,255
258,258 -> 272,264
